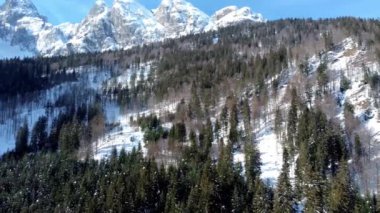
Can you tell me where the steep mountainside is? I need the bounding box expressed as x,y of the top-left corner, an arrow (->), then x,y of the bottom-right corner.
1,18 -> 380,211
65,0 -> 116,54
0,0 -> 47,53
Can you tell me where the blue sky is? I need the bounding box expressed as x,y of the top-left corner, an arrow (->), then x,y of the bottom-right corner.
1,0 -> 379,24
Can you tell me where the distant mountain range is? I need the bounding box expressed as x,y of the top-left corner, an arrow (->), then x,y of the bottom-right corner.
0,0 -> 265,57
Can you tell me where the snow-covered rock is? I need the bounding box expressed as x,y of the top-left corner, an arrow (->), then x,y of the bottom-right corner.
0,0 -> 44,25
154,0 -> 209,38
206,6 -> 265,32
0,0 -> 46,54
56,22 -> 78,38
110,0 -> 164,49
36,27 -> 69,56
67,0 -> 116,54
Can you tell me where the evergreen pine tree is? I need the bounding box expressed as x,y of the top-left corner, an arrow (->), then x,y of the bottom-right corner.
274,148 -> 294,213
304,166 -> 326,213
15,122 -> 29,156
274,107 -> 283,138
328,160 -> 355,212
244,142 -> 261,191
229,104 -> 239,144
252,178 -> 271,212
287,88 -> 298,155
59,122 -> 81,155
30,116 -> 48,152
354,134 -> 363,159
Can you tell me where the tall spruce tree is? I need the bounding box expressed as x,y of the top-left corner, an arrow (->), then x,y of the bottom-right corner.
30,116 -> 48,152
328,160 -> 355,212
287,88 -> 298,155
15,122 -> 29,156
274,148 -> 294,213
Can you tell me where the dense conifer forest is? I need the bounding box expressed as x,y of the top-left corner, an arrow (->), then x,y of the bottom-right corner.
1,18 -> 380,212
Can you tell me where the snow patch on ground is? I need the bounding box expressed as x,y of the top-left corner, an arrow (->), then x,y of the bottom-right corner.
104,62 -> 153,89
94,100 -> 179,160
94,115 -> 145,160
256,125 -> 283,184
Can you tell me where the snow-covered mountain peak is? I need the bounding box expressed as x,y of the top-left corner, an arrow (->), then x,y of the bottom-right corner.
213,6 -> 239,20
238,7 -> 265,22
87,0 -> 109,21
95,0 -> 106,5
112,0 -> 155,19
89,0 -> 109,17
205,5 -> 265,32
154,0 -> 209,37
1,0 -> 38,12
160,0 -> 189,7
110,0 -> 164,48
0,0 -> 44,24
0,0 -> 266,57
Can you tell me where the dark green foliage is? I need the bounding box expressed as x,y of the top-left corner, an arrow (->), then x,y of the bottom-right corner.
189,83 -> 203,119
369,73 -> 380,90
220,105 -> 228,128
15,122 -> 29,157
245,142 -> 261,189
344,101 -> 355,115
329,161 -> 356,212
354,134 -> 363,159
354,193 -> 377,213
30,116 -> 48,152
241,99 -> 251,133
274,149 -> 294,213
138,115 -> 165,143
229,103 -> 239,143
0,59 -> 76,98
59,122 -> 81,155
274,107 -> 283,138
317,63 -> 329,94
287,88 -> 298,154
340,74 -> 352,92
196,119 -> 214,156
169,122 -> 187,142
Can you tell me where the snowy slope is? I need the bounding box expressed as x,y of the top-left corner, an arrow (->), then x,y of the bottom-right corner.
234,37 -> 380,185
94,113 -> 145,160
0,67 -> 112,155
301,37 -> 380,192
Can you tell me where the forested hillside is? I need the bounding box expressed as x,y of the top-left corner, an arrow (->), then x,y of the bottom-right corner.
1,18 -> 380,212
